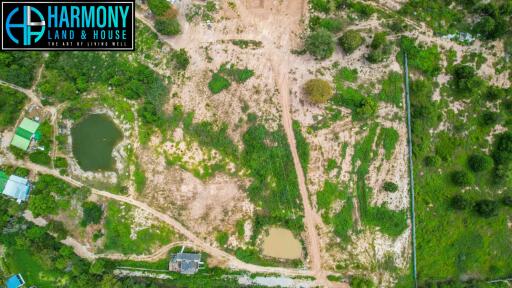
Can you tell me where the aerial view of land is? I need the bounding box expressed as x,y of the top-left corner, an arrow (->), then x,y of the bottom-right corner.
0,0 -> 512,287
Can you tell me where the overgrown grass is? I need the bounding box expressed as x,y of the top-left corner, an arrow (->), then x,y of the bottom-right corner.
4,248 -> 64,287
316,181 -> 353,242
103,201 -> 174,255
377,127 -> 399,160
378,71 -> 403,107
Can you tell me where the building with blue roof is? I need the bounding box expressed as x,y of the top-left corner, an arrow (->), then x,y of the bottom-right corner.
5,274 -> 25,288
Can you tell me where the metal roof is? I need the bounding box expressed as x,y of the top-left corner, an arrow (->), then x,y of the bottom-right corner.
15,127 -> 33,140
19,118 -> 39,134
10,135 -> 31,151
172,253 -> 201,262
2,175 -> 30,203
179,261 -> 198,275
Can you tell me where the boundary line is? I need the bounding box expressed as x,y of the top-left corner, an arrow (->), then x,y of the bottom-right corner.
403,52 -> 418,288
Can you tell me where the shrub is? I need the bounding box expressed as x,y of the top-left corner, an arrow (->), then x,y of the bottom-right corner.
451,170 -> 474,187
29,151 -> 51,166
383,181 -> 398,192
147,0 -> 171,16
208,73 -> 231,94
474,199 -> 499,217
350,276 -> 376,288
480,111 -> 499,126
310,0 -> 331,13
155,18 -> 181,35
468,154 -> 493,172
305,29 -> 335,60
304,79 -> 333,104
338,30 -> 364,54
171,49 -> 190,70
81,202 -> 103,227
423,155 -> 441,167
318,18 -> 343,33
215,231 -> 229,246
354,97 -> 377,119
485,86 -> 506,101
54,157 -> 68,169
492,132 -> 512,166
502,195 -> 512,207
450,195 -> 472,210
370,31 -> 387,50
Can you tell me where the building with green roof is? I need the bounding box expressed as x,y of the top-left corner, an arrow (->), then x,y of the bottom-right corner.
10,118 -> 40,151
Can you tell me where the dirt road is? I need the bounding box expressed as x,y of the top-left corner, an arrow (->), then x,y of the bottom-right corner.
2,158 -> 324,279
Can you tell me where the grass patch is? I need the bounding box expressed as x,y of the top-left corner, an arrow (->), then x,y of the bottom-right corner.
103,201 -> 174,255
292,120 -> 310,175
377,127 -> 399,160
378,71 -> 403,107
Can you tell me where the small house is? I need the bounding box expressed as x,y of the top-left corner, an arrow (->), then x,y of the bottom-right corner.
1,175 -> 30,203
10,118 -> 40,151
5,274 -> 25,288
169,247 -> 202,275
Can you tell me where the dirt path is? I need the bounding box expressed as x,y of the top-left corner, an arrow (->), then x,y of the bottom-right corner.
1,158 -> 329,279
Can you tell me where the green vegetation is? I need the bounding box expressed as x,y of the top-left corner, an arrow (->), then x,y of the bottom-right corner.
338,30 -> 364,54
242,124 -> 304,236
134,163 -> 146,194
316,181 -> 353,242
305,29 -> 335,60
81,201 -> 103,227
230,39 -> 262,49
186,0 -> 217,22
383,181 -> 398,192
215,231 -> 229,247
377,72 -> 403,107
292,121 -> 310,175
350,276 -> 376,288
399,37 -> 441,77
0,52 -> 42,88
103,201 -> 174,255
377,127 -> 399,160
304,78 -> 333,104
309,16 -> 344,33
367,32 -> 392,63
0,86 -> 27,130
337,67 -> 358,83
147,0 -> 171,16
208,63 -> 254,94
155,18 -> 181,35
352,125 -> 407,237
171,48 -> 190,70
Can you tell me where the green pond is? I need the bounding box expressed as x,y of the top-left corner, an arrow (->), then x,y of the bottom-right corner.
71,114 -> 123,171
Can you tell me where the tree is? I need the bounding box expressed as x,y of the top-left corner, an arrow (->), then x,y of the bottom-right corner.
383,181 -> 398,192
423,155 -> 441,167
155,18 -> 181,35
304,79 -> 333,104
28,194 -> 58,217
90,259 -> 106,275
338,30 -> 364,54
370,31 -> 387,50
474,199 -> 498,217
468,154 -> 493,172
147,0 -> 170,16
480,111 -> 499,126
48,220 -> 68,241
451,170 -> 474,187
451,195 -> 472,210
485,86 -> 505,101
355,97 -> 377,119
81,202 -> 103,227
450,64 -> 483,95
493,132 -> 512,165
305,29 -> 335,60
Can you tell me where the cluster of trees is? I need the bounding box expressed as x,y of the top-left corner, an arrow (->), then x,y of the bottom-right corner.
148,0 -> 181,36
451,194 -> 511,218
0,86 -> 27,130
0,52 -> 42,88
492,131 -> 512,184
471,2 -> 511,40
304,28 -> 367,60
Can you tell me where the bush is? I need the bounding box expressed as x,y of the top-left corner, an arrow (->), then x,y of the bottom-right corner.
29,151 -> 51,167
468,154 -> 493,172
450,195 -> 472,210
54,157 -> 68,169
304,79 -> 333,104
480,111 -> 499,126
485,86 -> 506,101
155,18 -> 181,35
383,181 -> 398,192
147,0 -> 171,16
350,276 -> 376,288
28,194 -> 58,217
451,170 -> 474,187
474,199 -> 499,217
171,49 -> 190,70
370,31 -> 387,50
338,30 -> 364,54
423,155 -> 441,167
318,18 -> 343,33
305,29 -> 335,60
208,73 -> 231,94
215,231 -> 229,246
492,132 -> 512,166
354,97 -> 377,119
310,0 -> 331,13
81,201 -> 103,227
502,195 -> 512,207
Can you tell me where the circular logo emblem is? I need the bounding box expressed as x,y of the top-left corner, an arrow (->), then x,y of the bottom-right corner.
6,6 -> 46,45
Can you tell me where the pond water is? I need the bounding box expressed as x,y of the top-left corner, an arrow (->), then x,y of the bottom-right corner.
261,227 -> 302,259
71,114 -> 123,171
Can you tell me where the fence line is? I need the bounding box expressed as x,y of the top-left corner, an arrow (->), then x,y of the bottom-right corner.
403,52 -> 418,288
